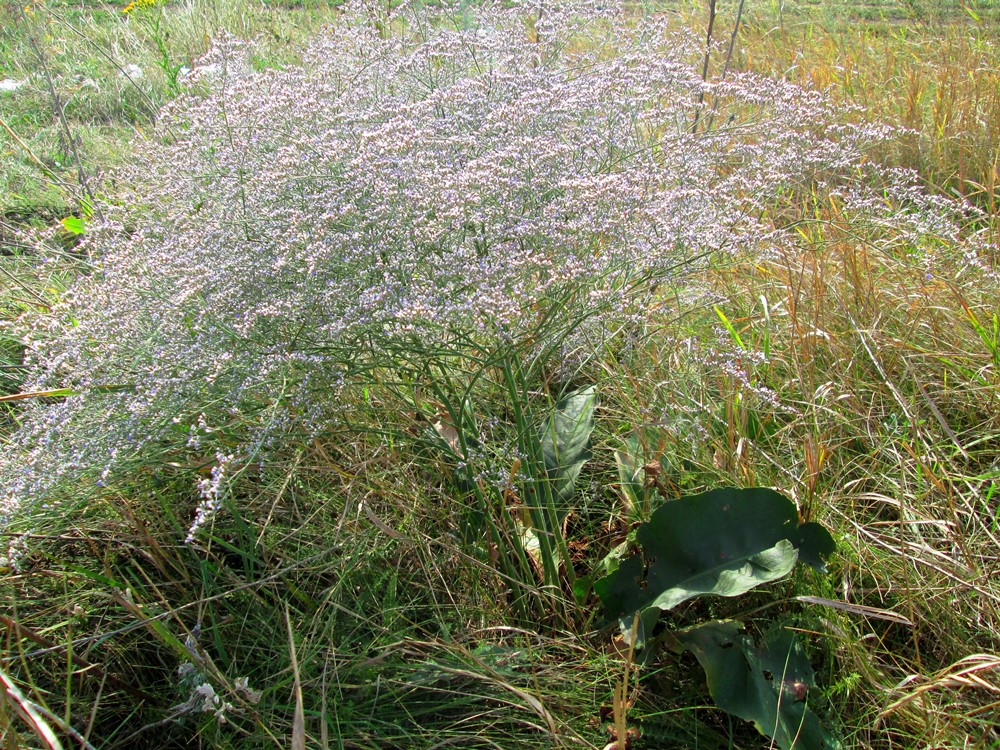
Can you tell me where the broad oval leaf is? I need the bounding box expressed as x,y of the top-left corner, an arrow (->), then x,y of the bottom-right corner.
593,487 -> 835,647
676,621 -> 841,750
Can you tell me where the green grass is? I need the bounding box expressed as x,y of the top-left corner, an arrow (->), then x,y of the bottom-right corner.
2,1 -> 1000,748
0,0 -> 344,222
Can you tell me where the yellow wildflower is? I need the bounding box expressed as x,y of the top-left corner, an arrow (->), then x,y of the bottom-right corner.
122,0 -> 160,15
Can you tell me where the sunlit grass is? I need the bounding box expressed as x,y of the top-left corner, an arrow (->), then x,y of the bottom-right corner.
1,1 -> 999,749
735,2 -> 1000,209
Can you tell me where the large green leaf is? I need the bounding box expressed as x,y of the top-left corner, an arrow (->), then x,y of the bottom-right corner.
593,487 -> 835,646
676,621 -> 841,750
538,386 -> 596,507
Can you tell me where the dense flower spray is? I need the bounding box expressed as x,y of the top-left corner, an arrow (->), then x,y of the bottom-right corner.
1,1 -> 986,543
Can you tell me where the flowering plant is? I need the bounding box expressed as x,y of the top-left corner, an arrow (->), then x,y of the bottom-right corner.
122,0 -> 162,15
1,1 -> 984,544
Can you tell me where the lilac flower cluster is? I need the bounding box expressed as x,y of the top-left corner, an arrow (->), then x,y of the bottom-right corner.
0,1 -> 971,541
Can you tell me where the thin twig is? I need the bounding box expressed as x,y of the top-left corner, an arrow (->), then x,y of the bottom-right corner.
0,263 -> 52,311
26,32 -> 103,223
704,0 -> 747,131
690,0 -> 717,134
0,115 -> 79,197
40,3 -> 162,127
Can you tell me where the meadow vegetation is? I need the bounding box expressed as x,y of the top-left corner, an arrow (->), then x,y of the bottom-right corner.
1,1 -> 999,748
